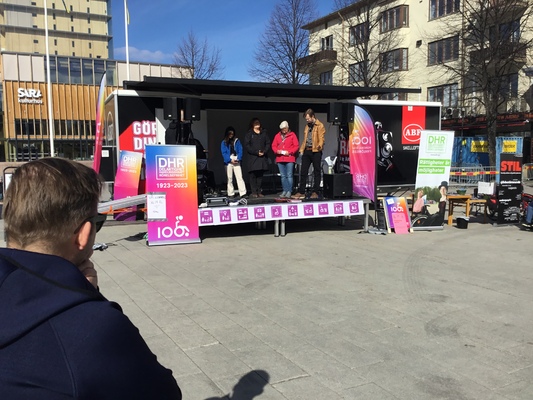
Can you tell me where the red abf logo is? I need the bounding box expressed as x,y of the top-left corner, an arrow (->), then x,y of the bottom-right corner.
401,106 -> 426,145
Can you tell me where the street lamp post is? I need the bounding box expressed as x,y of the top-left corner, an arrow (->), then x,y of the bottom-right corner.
43,0 -> 55,157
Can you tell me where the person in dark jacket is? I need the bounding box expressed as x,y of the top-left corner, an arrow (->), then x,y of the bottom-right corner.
0,158 -> 181,399
244,117 -> 271,197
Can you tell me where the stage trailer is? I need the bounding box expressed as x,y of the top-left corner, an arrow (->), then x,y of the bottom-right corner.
102,79 -> 440,195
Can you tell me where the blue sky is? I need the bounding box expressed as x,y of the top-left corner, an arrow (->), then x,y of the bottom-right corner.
110,0 -> 336,81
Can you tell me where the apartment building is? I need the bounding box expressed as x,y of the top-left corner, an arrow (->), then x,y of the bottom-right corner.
299,0 -> 533,144
0,0 -> 190,162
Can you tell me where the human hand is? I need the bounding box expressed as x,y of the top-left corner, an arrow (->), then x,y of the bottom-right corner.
78,259 -> 98,288
258,151 -> 264,156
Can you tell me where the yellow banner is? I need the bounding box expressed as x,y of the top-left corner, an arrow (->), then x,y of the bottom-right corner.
502,140 -> 517,153
471,140 -> 488,153
471,139 -> 517,153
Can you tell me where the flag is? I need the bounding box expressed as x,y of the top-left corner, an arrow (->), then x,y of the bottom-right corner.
92,72 -> 107,173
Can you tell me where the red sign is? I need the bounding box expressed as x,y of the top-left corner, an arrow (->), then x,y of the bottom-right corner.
120,120 -> 158,154
401,106 -> 426,145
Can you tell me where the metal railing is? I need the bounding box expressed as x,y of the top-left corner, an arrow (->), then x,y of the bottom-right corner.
449,165 -> 498,187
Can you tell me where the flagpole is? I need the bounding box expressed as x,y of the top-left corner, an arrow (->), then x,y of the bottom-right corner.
43,0 -> 55,157
124,0 -> 130,80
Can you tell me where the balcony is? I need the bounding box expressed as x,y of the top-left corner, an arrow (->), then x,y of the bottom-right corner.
470,42 -> 527,65
297,49 -> 337,72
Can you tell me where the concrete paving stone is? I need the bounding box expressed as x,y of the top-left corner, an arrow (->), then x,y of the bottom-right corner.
232,344 -> 309,385
143,333 -> 202,377
243,321 -> 310,353
495,380 -> 533,400
160,316 -> 219,350
272,375 -> 344,400
341,382 -> 400,399
174,372 -> 227,400
186,305 -> 242,332
206,323 -> 264,352
508,364 -> 533,382
184,343 -> 254,381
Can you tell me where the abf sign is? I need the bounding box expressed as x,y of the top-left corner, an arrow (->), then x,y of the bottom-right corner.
18,88 -> 43,104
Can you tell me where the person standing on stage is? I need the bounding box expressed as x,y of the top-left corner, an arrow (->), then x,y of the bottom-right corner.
292,109 -> 326,200
221,126 -> 247,199
244,117 -> 270,198
272,121 -> 299,198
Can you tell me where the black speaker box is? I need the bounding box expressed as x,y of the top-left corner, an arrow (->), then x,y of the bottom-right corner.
323,173 -> 353,199
163,97 -> 179,120
184,98 -> 201,121
99,146 -> 117,182
327,102 -> 343,124
342,103 -> 354,123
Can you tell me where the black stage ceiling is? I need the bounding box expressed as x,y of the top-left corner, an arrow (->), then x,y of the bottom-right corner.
124,78 -> 421,105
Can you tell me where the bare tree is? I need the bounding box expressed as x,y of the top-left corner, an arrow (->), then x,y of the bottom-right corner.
333,0 -> 405,93
249,0 -> 318,84
333,0 -> 356,10
174,30 -> 224,80
424,0 -> 533,165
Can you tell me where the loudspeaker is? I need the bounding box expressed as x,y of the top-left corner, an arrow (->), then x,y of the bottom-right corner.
342,103 -> 354,123
323,173 -> 353,199
184,98 -> 201,121
163,97 -> 179,120
327,102 -> 343,124
99,146 -> 117,182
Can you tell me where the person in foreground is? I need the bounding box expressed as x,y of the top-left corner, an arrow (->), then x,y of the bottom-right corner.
0,158 -> 182,399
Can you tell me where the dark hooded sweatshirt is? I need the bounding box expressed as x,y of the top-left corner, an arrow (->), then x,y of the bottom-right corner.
0,248 -> 181,399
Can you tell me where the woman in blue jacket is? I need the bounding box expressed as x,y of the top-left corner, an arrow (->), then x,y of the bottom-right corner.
221,126 -> 247,199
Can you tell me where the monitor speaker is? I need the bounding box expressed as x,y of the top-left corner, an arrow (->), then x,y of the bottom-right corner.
163,97 -> 179,120
327,102 -> 343,124
184,98 -> 201,121
323,173 -> 353,199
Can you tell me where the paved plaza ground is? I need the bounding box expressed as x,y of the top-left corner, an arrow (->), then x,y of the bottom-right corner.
3,209 -> 532,399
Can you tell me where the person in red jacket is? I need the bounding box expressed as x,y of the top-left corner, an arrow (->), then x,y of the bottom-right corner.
272,121 -> 300,198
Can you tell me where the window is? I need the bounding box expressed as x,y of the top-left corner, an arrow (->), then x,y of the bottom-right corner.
87,7 -> 90,13
320,70 -> 333,85
381,6 -> 408,33
380,48 -> 408,73
82,59 -> 94,84
321,35 -> 334,51
71,26 -> 74,32
31,1 -> 36,4
89,43 -> 92,49
428,83 -> 458,107
381,93 -> 408,101
490,20 -> 520,44
349,22 -> 369,46
32,13 -> 37,17
54,39 -> 57,45
430,0 -> 460,20
52,3 -> 55,9
499,73 -> 518,97
33,39 -> 38,44
70,59 -> 81,84
349,61 -> 367,83
88,28 -> 91,34
88,16 -> 91,24
428,35 -> 459,65
72,41 -> 75,47
70,15 -> 73,22
53,13 -> 56,19
46,56 -> 58,83
53,24 -> 56,30
57,57 -> 69,83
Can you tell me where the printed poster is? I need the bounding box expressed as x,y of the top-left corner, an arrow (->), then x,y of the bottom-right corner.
415,130 -> 454,189
383,197 -> 411,234
145,145 -> 200,245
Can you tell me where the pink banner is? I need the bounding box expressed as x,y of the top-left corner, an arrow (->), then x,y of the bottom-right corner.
145,145 -> 200,245
349,106 -> 376,202
92,72 -> 106,173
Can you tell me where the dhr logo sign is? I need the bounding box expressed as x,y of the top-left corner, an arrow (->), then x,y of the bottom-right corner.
156,155 -> 187,180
